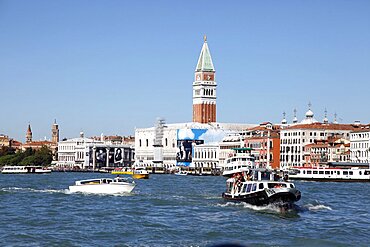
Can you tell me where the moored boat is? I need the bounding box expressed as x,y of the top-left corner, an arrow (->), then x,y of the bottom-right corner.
1,166 -> 52,174
222,169 -> 301,207
69,177 -> 136,194
132,167 -> 149,179
288,166 -> 370,182
175,170 -> 188,176
111,167 -> 134,175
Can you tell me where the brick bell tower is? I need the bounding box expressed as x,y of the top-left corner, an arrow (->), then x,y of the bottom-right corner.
192,35 -> 216,123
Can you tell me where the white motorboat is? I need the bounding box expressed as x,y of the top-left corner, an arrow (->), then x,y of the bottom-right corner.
175,170 -> 188,176
69,177 -> 136,194
222,148 -> 256,177
1,166 -> 52,174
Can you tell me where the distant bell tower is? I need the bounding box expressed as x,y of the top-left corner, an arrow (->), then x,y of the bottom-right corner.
26,123 -> 32,143
192,35 -> 217,123
52,119 -> 59,143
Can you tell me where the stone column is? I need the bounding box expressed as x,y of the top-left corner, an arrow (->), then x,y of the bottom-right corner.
92,146 -> 96,171
106,148 -> 110,167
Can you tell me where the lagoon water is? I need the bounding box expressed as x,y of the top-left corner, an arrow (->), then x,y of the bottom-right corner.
0,173 -> 369,247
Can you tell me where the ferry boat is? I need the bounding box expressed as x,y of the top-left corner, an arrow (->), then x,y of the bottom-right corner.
1,166 -> 52,174
69,177 -> 135,194
222,169 -> 301,207
132,167 -> 149,179
222,148 -> 256,177
288,165 -> 370,182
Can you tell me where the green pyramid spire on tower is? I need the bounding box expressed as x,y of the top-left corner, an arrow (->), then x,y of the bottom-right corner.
195,35 -> 215,72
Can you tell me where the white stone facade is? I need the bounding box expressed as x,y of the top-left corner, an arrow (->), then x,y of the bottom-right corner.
192,143 -> 219,169
280,125 -> 352,169
350,130 -> 370,163
57,137 -> 134,169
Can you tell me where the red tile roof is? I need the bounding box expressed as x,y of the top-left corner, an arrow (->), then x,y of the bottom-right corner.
284,122 -> 361,131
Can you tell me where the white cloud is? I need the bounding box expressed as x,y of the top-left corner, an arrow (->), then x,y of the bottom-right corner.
178,129 -> 195,140
198,129 -> 226,143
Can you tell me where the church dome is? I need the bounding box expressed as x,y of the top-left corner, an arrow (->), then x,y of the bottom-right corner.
305,109 -> 314,118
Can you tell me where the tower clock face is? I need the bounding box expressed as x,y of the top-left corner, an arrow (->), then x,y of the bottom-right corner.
205,74 -> 214,81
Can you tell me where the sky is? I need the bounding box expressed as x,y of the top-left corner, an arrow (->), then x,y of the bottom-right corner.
0,0 -> 369,141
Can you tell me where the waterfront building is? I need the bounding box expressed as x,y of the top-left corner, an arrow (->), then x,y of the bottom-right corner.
244,122 -> 281,170
280,107 -> 360,169
192,143 -> 219,171
327,138 -> 351,163
56,132 -> 134,169
304,137 -> 351,167
0,134 -> 10,147
135,122 -> 255,169
91,135 -> 135,146
22,140 -> 55,151
350,127 -> 370,163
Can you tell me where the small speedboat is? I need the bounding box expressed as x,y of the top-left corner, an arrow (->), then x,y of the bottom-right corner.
69,177 -> 136,194
132,167 -> 149,179
175,170 -> 188,176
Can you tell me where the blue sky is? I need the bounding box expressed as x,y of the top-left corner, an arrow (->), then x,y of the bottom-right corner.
0,0 -> 369,141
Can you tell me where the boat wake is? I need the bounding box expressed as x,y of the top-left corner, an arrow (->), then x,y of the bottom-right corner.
217,201 -> 289,214
0,187 -> 69,194
300,200 -> 333,211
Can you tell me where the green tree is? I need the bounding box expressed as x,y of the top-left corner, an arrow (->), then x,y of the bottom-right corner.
0,146 -> 16,157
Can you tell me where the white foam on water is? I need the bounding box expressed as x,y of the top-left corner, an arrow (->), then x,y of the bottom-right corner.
306,204 -> 332,211
1,187 -> 69,194
216,201 -> 282,213
240,202 -> 282,213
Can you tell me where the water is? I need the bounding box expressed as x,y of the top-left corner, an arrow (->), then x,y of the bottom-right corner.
0,173 -> 369,247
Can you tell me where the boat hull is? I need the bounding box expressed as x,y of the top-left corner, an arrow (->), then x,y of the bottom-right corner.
69,183 -> 135,194
222,188 -> 301,206
132,174 -> 149,179
289,177 -> 370,182
112,171 -> 133,175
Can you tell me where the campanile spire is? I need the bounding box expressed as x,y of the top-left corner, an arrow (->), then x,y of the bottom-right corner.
192,36 -> 217,123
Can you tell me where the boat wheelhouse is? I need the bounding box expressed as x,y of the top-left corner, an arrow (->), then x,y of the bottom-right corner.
1,166 -> 52,174
222,148 -> 256,177
132,167 -> 150,179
